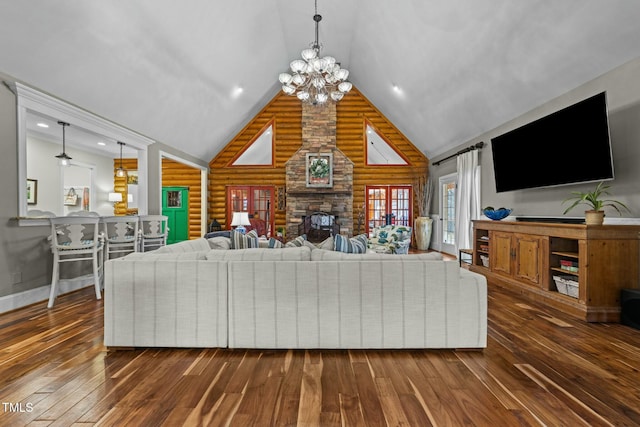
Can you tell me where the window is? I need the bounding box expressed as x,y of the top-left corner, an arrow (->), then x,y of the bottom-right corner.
166,190 -> 182,208
365,121 -> 409,165
230,121 -> 274,166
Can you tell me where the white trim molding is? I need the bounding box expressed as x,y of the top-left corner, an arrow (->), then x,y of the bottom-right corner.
0,277 -> 94,314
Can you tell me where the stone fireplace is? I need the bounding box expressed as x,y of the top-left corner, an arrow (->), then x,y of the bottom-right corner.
285,102 -> 354,240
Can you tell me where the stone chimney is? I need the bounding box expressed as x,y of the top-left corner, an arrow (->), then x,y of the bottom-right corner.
285,102 -> 354,240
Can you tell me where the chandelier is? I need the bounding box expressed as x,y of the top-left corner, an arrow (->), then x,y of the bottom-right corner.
278,0 -> 352,105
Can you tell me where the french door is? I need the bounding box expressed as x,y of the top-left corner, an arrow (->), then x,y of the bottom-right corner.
365,185 -> 412,235
439,173 -> 457,255
227,186 -> 274,236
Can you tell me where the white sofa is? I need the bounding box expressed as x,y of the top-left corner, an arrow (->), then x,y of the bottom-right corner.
104,238 -> 487,349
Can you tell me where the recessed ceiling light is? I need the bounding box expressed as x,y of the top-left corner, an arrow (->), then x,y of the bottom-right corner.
232,86 -> 244,98
37,122 -> 49,128
97,142 -> 106,146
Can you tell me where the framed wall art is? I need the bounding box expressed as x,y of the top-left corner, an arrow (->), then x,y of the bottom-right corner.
27,179 -> 37,205
306,153 -> 333,188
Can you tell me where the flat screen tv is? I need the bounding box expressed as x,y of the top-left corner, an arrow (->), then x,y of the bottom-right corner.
491,92 -> 614,193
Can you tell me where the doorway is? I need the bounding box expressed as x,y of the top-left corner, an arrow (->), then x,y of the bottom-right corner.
365,185 -> 412,235
162,186 -> 189,244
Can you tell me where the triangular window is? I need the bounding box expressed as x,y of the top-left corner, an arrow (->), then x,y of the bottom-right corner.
231,121 -> 274,166
365,122 -> 408,165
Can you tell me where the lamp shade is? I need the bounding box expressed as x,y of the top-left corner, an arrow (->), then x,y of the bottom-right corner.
108,192 -> 123,202
230,211 -> 250,227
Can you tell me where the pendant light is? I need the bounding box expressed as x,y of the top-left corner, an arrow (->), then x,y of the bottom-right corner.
115,141 -> 126,177
55,121 -> 72,166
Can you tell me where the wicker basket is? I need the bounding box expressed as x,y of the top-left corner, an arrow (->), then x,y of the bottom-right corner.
553,275 -> 579,298
480,255 -> 489,268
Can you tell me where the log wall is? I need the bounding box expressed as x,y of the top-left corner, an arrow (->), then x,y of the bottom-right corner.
161,158 -> 202,240
209,87 -> 429,236
113,158 -> 138,216
113,158 -> 202,240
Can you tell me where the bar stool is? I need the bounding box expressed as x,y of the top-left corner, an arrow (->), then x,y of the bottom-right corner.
48,216 -> 104,308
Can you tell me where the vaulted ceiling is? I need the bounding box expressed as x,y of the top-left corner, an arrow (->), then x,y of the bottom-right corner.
2,1 -> 640,162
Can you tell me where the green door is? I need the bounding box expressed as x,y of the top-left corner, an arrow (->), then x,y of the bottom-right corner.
162,186 -> 189,244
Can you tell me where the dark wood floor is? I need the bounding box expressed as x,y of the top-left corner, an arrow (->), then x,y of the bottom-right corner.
1,281 -> 639,426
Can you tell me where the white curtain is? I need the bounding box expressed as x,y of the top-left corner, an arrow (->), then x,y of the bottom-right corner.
455,150 -> 481,254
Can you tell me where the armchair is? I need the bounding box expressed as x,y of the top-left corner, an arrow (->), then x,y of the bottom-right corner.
368,224 -> 412,254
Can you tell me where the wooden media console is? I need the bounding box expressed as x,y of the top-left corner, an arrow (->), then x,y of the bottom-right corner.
470,220 -> 640,322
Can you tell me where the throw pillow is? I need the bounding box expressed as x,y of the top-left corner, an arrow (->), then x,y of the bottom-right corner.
268,237 -> 283,248
333,233 -> 367,253
316,235 -> 334,250
207,236 -> 231,250
230,229 -> 259,249
285,234 -> 307,247
303,240 -> 317,250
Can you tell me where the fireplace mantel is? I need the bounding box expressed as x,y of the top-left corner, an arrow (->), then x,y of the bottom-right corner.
286,189 -> 352,196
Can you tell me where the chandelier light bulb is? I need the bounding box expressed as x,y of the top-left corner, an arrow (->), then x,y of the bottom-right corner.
292,73 -> 305,85
290,60 -> 306,73
279,73 -> 292,84
338,81 -> 353,93
301,49 -> 317,61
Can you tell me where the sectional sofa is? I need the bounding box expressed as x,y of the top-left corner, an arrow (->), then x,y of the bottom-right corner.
103,237 -> 487,350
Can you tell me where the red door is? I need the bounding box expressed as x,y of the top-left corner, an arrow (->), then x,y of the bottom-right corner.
227,186 -> 274,236
365,185 -> 412,235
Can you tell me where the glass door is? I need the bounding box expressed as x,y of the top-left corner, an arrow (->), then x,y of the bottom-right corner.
365,185 -> 412,235
227,186 -> 274,236
439,173 -> 457,255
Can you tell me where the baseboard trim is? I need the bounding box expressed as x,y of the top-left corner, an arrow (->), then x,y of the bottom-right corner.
0,276 -> 94,314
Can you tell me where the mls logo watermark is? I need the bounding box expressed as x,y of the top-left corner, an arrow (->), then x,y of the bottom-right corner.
2,402 -> 34,413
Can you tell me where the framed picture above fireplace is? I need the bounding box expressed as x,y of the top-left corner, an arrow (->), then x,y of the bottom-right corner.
306,153 -> 333,188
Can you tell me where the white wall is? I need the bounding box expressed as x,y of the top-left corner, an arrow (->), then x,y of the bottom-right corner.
27,136 -> 117,216
430,57 -> 640,221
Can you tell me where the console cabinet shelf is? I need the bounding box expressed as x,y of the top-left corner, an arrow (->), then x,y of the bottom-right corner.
470,220 -> 640,322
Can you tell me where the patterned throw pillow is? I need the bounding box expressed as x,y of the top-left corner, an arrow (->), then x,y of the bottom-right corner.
285,234 -> 307,247
230,229 -> 259,249
333,233 -> 367,253
268,237 -> 283,248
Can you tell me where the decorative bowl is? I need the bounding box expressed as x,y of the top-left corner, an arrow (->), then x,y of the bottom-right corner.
483,208 -> 512,221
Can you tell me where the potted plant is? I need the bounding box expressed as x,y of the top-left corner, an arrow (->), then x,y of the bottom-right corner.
562,181 -> 630,225
414,169 -> 434,250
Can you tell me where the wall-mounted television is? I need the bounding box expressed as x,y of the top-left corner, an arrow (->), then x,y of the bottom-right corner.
490,92 -> 614,193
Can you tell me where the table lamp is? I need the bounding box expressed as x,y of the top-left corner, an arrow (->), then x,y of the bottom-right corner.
231,212 -> 250,234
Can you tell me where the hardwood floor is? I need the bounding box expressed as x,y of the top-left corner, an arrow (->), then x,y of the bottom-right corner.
1,282 -> 639,426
